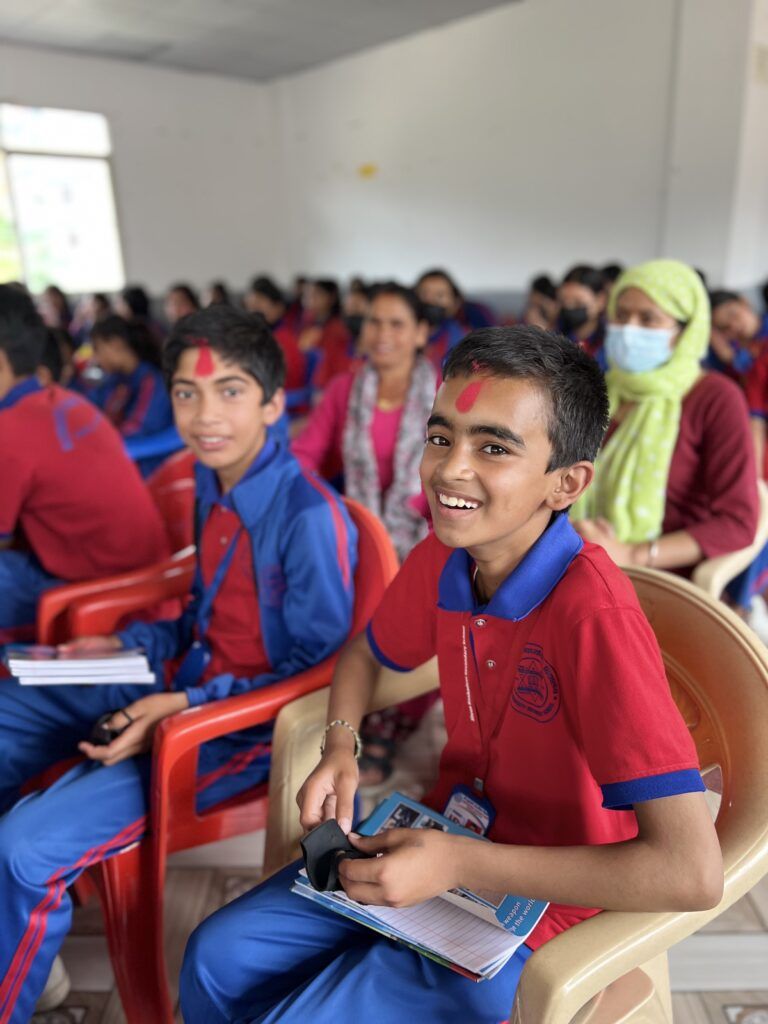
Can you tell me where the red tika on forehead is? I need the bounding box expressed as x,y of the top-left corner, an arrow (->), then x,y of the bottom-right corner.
187,336 -> 214,376
455,380 -> 485,413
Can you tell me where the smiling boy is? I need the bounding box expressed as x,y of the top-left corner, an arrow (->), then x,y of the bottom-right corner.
181,326 -> 721,1024
0,306 -> 356,1022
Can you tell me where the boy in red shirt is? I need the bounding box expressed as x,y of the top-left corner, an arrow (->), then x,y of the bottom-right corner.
0,286 -> 167,636
181,326 -> 722,1023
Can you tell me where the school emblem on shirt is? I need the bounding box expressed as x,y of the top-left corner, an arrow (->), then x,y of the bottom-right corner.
511,643 -> 560,722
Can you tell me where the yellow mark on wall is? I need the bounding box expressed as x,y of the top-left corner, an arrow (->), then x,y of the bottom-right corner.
357,163 -> 379,179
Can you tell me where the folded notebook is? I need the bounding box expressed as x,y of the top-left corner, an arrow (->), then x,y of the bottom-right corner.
5,645 -> 156,686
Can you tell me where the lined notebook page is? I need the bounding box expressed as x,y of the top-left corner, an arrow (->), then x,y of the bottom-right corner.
359,898 -> 520,974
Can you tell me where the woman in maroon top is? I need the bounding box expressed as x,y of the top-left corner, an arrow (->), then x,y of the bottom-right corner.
572,259 -> 758,575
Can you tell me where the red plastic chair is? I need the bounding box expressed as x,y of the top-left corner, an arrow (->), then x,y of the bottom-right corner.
60,498 -> 398,1023
36,451 -> 197,645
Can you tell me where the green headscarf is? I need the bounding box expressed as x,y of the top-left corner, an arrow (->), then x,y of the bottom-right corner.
571,259 -> 710,543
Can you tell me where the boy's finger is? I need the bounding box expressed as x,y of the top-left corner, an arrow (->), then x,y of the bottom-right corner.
298,780 -> 330,830
335,775 -> 357,834
339,877 -> 384,905
349,829 -> 405,853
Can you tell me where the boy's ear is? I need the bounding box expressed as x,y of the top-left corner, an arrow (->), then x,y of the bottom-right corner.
546,461 -> 594,512
262,386 -> 286,425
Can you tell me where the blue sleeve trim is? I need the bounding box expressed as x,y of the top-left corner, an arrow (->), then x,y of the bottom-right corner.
749,410 -> 768,420
601,768 -> 706,810
365,621 -> 413,673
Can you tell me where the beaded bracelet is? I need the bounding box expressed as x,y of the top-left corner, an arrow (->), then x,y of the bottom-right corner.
320,719 -> 363,760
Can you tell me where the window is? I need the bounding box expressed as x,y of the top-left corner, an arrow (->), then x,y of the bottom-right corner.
0,104 -> 124,293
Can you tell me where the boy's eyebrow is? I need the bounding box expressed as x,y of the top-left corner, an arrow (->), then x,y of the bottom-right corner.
171,374 -> 250,385
427,412 -> 526,449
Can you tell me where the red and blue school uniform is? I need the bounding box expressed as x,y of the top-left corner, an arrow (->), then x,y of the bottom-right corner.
180,513 -> 702,1024
0,439 -> 356,1023
0,379 -> 168,636
90,362 -> 174,476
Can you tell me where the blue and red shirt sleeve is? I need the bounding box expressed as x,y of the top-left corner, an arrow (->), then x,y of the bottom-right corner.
366,536 -> 442,672
568,605 -> 705,809
122,365 -> 173,438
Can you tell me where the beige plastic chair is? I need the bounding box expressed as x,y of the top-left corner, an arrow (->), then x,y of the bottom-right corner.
691,478 -> 768,598
263,567 -> 768,1024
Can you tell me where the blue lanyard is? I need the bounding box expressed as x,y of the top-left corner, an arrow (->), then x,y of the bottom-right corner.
193,527 -> 244,639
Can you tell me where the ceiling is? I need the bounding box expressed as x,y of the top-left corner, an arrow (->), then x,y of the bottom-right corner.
0,0 -> 515,82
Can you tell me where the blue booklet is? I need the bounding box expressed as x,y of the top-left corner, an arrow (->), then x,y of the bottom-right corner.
292,791 -> 548,981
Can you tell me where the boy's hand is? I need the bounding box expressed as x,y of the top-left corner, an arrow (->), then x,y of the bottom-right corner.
297,748 -> 359,835
338,829 -> 465,907
58,635 -> 123,655
78,692 -> 189,766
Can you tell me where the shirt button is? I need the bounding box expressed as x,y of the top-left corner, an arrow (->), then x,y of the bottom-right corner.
475,618 -> 487,627
486,659 -> 496,669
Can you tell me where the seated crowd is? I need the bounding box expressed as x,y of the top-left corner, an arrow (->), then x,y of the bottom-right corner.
0,254 -> 764,1021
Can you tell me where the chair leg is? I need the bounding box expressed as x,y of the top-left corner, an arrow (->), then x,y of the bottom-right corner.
89,840 -> 175,1024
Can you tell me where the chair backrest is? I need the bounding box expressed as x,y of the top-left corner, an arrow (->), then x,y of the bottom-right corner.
342,497 -> 401,633
625,568 -> 768,885
505,570 -> 768,1024
146,449 -> 196,552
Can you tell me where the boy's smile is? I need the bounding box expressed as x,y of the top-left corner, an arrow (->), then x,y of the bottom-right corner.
171,346 -> 284,492
421,374 -> 585,590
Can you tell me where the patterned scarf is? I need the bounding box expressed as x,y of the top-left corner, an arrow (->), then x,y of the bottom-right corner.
571,259 -> 710,542
342,358 -> 436,561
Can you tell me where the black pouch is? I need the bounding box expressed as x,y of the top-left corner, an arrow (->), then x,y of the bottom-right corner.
89,711 -> 130,747
300,819 -> 371,892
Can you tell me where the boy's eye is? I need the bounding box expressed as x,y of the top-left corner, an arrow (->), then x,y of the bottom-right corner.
172,388 -> 194,401
481,443 -> 509,456
222,386 -> 244,398
426,433 -> 449,447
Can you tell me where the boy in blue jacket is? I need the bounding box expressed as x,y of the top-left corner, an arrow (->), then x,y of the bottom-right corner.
0,305 -> 357,1022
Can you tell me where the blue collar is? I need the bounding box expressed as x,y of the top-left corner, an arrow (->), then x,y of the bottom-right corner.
0,377 -> 44,412
195,436 -> 281,513
437,513 -> 583,621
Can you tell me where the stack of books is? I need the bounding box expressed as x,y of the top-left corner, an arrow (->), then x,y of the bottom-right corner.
5,645 -> 155,686
292,792 -> 548,982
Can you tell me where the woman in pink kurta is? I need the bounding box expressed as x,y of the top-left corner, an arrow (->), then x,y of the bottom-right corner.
292,283 -> 436,562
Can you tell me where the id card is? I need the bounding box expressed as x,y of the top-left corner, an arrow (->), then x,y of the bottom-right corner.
443,784 -> 495,836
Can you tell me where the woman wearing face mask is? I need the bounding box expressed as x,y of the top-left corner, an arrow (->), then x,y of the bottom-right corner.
572,259 -> 758,574
557,265 -> 608,367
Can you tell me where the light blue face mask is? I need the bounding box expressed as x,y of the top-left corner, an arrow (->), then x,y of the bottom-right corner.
605,323 -> 675,373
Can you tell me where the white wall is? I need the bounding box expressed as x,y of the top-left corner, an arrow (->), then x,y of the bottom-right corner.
2,0 -> 766,296
0,42 -> 275,294
267,0 -> 680,291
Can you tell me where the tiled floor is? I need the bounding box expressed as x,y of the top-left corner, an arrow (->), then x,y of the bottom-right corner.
29,705 -> 768,1024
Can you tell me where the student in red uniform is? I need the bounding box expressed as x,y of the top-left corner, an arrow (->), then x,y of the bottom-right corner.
415,268 -> 478,371
298,279 -> 353,389
557,264 -> 608,366
571,260 -> 758,576
0,304 -> 356,1022
181,325 -> 722,1024
244,276 -> 307,391
89,315 -> 174,475
0,286 -> 168,636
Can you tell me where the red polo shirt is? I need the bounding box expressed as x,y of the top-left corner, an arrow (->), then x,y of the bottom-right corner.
0,379 -> 168,580
367,514 -> 704,948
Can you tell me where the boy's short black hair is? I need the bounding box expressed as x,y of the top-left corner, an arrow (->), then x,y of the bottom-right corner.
249,275 -> 285,307
0,285 -> 48,376
442,326 -> 609,471
40,328 -> 75,382
163,305 -> 285,400
93,315 -> 162,368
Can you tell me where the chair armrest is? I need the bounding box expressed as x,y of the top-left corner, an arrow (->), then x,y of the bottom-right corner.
68,558 -> 195,637
692,479 -> 768,599
263,658 -> 439,871
150,659 -> 339,861
37,547 -> 195,644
